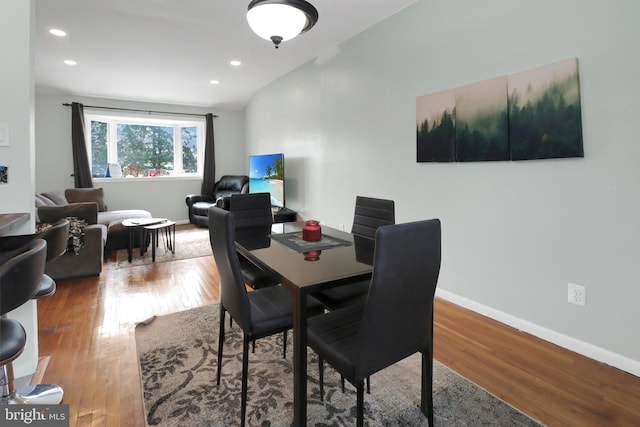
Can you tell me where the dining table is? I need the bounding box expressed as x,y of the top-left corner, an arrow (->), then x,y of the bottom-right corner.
234,221 -> 374,426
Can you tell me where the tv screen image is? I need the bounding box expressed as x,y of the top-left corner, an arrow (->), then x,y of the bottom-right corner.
249,153 -> 285,209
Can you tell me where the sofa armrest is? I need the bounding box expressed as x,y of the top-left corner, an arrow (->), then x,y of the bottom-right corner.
185,194 -> 214,207
38,202 -> 99,225
44,223 -> 105,280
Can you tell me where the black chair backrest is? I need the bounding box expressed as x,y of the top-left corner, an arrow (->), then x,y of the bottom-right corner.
208,207 -> 252,331
0,239 -> 47,315
352,196 -> 395,240
356,219 -> 441,378
38,219 -> 70,262
229,192 -> 273,230
214,175 -> 249,198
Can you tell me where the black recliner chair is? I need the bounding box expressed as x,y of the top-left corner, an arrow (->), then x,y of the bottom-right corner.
185,175 -> 249,227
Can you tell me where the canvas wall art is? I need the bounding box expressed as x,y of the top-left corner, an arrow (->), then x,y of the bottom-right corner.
416,57 -> 583,162
508,58 -> 583,160
416,88 -> 456,162
455,76 -> 509,162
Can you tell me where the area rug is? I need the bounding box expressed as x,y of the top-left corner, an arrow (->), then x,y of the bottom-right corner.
117,226 -> 211,268
135,305 -> 541,426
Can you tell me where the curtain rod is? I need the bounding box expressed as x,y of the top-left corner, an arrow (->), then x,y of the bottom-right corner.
62,103 -> 218,118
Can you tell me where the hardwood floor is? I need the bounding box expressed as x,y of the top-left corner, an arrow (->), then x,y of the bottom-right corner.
34,242 -> 639,426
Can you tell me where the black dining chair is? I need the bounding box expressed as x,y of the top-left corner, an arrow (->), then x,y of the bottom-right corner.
208,207 -> 323,427
307,219 -> 441,427
229,192 -> 280,290
312,196 -> 395,311
0,239 -> 48,405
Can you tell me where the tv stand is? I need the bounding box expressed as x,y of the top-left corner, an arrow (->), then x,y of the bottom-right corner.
272,207 -> 296,223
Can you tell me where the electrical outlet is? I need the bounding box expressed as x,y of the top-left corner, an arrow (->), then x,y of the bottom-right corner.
568,283 -> 586,307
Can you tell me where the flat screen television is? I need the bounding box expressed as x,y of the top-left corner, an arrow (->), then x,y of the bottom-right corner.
249,153 -> 285,209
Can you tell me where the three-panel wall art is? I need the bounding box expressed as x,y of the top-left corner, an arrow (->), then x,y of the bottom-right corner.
416,57 -> 583,162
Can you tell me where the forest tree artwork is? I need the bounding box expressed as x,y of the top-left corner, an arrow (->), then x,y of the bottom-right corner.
416,58 -> 583,162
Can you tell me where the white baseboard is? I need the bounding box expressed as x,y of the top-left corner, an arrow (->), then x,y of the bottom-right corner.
435,289 -> 640,377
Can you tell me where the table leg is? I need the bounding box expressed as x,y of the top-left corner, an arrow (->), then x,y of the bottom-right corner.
164,224 -> 175,254
139,228 -> 145,256
171,223 -> 175,254
291,284 -> 308,426
128,227 -> 133,262
151,229 -> 157,262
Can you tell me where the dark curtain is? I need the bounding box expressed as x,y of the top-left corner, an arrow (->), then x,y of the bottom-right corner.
201,113 -> 216,195
71,102 -> 94,188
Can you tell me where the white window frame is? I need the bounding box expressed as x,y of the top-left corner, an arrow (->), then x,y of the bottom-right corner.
84,109 -> 206,180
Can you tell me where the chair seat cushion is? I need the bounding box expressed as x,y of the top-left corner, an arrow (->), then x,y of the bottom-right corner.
239,258 -> 279,289
0,318 -> 26,363
312,281 -> 370,311
248,286 -> 324,337
248,286 -> 296,336
192,201 -> 215,217
307,304 -> 366,379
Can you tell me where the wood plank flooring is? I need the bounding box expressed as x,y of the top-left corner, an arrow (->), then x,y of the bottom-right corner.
33,234 -> 640,426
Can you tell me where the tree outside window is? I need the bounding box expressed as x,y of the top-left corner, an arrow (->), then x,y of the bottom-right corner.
85,112 -> 204,178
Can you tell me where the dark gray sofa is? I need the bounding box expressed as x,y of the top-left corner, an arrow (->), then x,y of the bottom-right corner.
35,188 -> 152,279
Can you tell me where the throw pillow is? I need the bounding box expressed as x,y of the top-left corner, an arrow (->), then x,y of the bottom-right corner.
35,194 -> 57,207
41,191 -> 69,206
65,188 -> 106,212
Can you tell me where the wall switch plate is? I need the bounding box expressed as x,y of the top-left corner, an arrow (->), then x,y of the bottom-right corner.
0,124 -> 9,146
568,282 -> 586,307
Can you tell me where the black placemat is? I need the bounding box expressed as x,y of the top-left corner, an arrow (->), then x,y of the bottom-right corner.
270,231 -> 352,253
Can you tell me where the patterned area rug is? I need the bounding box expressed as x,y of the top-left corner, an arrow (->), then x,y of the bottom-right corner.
135,304 -> 541,426
117,226 -> 211,268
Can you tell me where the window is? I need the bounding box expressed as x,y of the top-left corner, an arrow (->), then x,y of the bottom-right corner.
85,110 -> 205,178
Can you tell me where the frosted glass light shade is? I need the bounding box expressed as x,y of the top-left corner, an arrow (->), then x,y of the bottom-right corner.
246,0 -> 318,47
247,4 -> 307,42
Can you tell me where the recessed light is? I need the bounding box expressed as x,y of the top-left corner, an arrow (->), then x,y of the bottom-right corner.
50,28 -> 67,37
230,60 -> 241,66
64,59 -> 77,66
210,80 -> 220,85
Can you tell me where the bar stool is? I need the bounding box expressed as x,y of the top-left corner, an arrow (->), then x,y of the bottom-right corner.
0,239 -> 50,404
0,220 -> 68,404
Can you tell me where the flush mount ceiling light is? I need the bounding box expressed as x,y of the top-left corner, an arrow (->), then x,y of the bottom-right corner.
247,0 -> 318,49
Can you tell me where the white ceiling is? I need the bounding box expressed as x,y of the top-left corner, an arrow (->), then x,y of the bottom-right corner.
35,0 -> 416,111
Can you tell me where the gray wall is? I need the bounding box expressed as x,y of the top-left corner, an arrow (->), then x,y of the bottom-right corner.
245,0 -> 640,372
35,94 -> 246,222
0,0 -> 39,379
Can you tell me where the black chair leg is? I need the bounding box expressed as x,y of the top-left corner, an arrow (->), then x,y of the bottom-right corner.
341,375 -> 345,393
241,338 -> 250,427
356,382 -> 365,427
216,306 -> 226,386
318,356 -> 324,401
421,350 -> 434,426
282,331 -> 287,358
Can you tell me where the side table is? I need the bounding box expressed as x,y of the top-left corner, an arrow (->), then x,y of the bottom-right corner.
143,221 -> 176,262
122,218 -> 167,262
